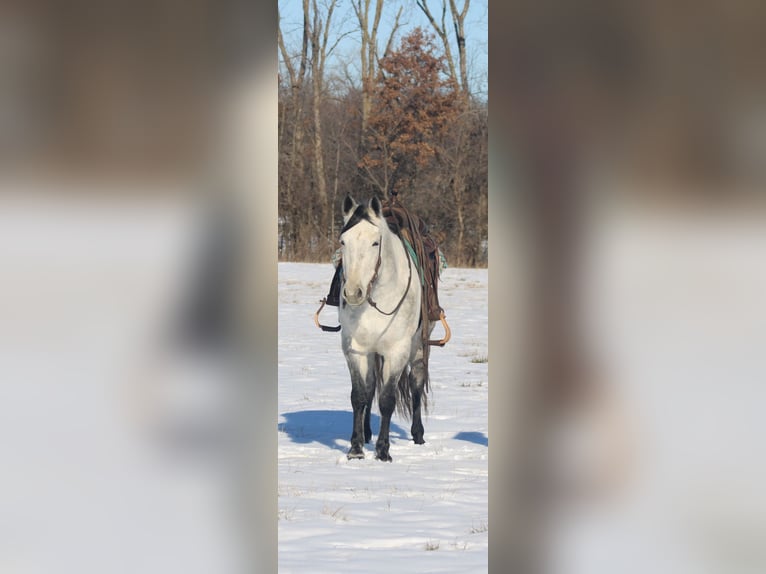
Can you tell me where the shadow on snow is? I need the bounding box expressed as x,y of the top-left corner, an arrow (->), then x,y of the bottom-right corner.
453,431 -> 488,446
278,409 -> 409,452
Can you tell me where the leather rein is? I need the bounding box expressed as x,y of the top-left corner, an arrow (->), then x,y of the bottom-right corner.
355,232 -> 413,316
313,201 -> 450,346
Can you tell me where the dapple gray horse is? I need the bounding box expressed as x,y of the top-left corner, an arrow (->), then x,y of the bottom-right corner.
338,195 -> 432,461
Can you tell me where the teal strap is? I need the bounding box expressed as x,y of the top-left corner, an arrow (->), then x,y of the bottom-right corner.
402,238 -> 425,286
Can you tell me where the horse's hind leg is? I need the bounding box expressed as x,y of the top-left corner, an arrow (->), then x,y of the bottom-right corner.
364,392 -> 375,443
409,354 -> 427,445
363,355 -> 380,443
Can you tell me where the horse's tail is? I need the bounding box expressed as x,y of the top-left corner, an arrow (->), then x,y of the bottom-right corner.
394,341 -> 431,421
395,367 -> 413,420
420,342 -> 431,415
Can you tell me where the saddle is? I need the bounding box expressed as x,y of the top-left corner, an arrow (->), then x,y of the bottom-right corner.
325,200 -> 444,323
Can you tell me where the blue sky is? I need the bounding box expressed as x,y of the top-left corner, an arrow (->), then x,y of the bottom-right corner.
278,0 -> 488,100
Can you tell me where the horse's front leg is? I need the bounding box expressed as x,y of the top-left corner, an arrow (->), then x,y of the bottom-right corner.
375,377 -> 396,461
376,354 -> 407,462
347,352 -> 374,459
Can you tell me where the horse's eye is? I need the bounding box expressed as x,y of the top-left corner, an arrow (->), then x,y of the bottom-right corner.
340,240 -> 345,246
372,241 -> 379,247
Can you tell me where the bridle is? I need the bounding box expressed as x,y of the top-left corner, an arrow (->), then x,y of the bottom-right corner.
314,196 -> 450,345
344,232 -> 413,316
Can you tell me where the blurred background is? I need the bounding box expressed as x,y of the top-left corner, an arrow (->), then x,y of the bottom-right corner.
490,2 -> 766,573
0,1 -> 276,573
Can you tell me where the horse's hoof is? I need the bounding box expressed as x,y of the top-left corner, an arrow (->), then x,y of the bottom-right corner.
347,447 -> 365,460
375,451 -> 392,462
413,436 -> 425,445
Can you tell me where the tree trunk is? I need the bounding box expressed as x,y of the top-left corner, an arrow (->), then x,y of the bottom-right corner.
310,1 -> 329,248
448,0 -> 471,95
453,170 -> 465,265
278,1 -> 311,260
354,0 -> 381,143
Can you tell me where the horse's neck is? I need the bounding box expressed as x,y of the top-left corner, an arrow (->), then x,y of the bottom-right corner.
376,229 -> 409,288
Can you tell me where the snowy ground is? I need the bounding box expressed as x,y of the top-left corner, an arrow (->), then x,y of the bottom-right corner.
0,192 -> 247,574
278,263 -> 489,573
546,203 -> 766,574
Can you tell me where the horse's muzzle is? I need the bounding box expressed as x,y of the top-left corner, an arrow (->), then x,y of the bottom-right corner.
342,286 -> 366,306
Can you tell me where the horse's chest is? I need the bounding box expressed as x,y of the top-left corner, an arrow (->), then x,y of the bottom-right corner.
343,313 -> 413,352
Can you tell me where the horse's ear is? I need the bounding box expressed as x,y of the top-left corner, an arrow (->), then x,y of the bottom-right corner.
342,195 -> 357,219
369,196 -> 382,218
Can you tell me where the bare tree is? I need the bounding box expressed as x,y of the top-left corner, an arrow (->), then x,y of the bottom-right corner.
352,0 -> 403,150
448,0 -> 470,95
415,0 -> 470,97
308,0 -> 338,243
278,2 -> 310,257
352,0 -> 383,141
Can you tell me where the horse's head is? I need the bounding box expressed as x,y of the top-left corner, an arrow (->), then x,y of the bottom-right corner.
339,195 -> 385,306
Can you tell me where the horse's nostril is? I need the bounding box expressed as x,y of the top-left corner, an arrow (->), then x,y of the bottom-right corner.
343,286 -> 364,305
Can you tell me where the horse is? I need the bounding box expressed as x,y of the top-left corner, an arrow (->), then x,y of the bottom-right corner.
337,194 -> 433,462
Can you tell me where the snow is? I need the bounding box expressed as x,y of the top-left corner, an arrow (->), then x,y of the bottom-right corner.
545,204 -> 766,574
0,192 -> 246,574
278,263 -> 488,573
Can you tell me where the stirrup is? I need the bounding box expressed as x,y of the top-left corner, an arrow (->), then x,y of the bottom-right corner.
313,298 -> 341,332
428,310 -> 451,346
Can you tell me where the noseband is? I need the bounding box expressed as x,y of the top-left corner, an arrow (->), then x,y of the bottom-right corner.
345,233 -> 413,316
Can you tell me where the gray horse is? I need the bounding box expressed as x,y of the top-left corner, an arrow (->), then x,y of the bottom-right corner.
337,195 -> 432,461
